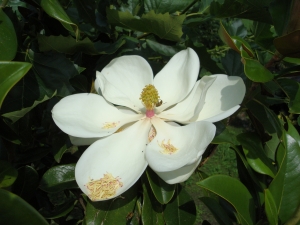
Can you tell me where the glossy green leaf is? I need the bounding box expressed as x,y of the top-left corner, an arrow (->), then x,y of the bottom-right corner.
146,168 -> 175,204
0,62 -> 32,109
212,122 -> 241,145
39,164 -> 78,193
164,185 -> 196,225
94,36 -> 126,54
106,9 -> 186,41
146,39 -> 182,57
221,49 -> 246,79
253,22 -> 275,50
40,0 -> 79,39
237,132 -> 276,178
264,189 -> 278,225
11,166 -> 39,202
269,123 -> 300,223
0,8 -> 17,61
52,132 -> 70,163
38,34 -> 98,55
141,175 -> 164,225
0,189 -> 49,225
0,160 -> 18,188
198,175 -> 255,225
269,0 -> 292,35
200,197 -> 233,225
73,0 -> 96,26
84,184 -> 138,225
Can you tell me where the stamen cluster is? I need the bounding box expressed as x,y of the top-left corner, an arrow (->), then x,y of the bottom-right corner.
140,84 -> 160,110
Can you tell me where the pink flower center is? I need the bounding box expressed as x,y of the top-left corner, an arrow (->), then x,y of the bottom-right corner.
146,109 -> 155,118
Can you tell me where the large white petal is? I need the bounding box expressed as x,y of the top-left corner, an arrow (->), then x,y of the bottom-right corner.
154,48 -> 200,112
52,93 -> 142,138
75,119 -> 151,201
96,55 -> 154,112
155,157 -> 202,184
195,75 -> 245,122
146,117 -> 215,172
158,76 -> 216,122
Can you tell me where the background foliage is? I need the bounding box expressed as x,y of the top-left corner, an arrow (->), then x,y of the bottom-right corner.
1,0 -> 300,224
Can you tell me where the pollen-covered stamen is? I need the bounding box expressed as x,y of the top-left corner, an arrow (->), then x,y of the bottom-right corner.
139,84 -> 160,111
85,173 -> 123,201
158,139 -> 178,154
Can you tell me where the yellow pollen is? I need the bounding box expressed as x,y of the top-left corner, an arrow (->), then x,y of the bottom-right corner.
139,84 -> 160,110
158,139 -> 178,154
85,173 -> 123,201
102,121 -> 120,129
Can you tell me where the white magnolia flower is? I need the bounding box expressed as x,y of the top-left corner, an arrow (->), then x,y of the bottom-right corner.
52,48 -> 245,201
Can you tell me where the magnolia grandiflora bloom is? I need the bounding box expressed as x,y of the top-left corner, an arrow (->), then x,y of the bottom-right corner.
52,48 -> 245,201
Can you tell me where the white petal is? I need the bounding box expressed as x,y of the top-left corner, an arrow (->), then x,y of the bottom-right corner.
155,157 -> 202,184
96,55 -> 154,112
154,48 -> 200,112
52,93 -> 142,138
158,76 -> 216,122
195,75 -> 245,122
75,119 -> 151,201
69,136 -> 101,146
146,117 -> 216,172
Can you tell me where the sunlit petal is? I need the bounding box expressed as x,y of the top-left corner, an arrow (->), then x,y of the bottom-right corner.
52,93 -> 142,138
155,157 -> 202,184
158,76 -> 216,122
96,55 -> 153,112
154,48 -> 200,112
75,119 -> 151,201
146,117 -> 215,172
195,75 -> 245,122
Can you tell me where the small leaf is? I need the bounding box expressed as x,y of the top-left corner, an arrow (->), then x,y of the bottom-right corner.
146,168 -> 175,204
41,0 -> 79,39
0,160 -> 18,188
0,8 -> 17,61
0,62 -> 32,109
106,9 -> 186,41
0,189 -> 49,225
198,175 -> 255,225
39,164 -> 78,193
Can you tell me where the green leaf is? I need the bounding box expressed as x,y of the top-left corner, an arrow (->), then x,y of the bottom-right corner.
41,0 -> 79,39
212,122 -> 241,145
0,189 -> 49,225
198,175 -> 255,225
0,62 -> 32,109
94,36 -> 127,54
0,160 -> 18,188
253,22 -> 275,50
37,34 -> 98,55
200,197 -> 233,225
0,8 -> 17,61
11,166 -> 39,202
210,0 -> 273,24
39,164 -> 78,193
164,185 -> 196,225
264,189 -> 278,225
15,147 -> 51,164
51,132 -> 70,163
237,132 -> 276,178
144,0 -> 193,14
106,9 -> 186,41
141,175 -> 164,225
73,0 -> 96,26
269,122 -> 300,223
2,91 -> 56,123
146,39 -> 182,56
84,184 -> 138,224
146,168 -> 175,204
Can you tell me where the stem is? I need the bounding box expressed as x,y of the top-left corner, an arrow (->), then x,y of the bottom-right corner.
180,0 -> 199,15
1,0 -> 9,8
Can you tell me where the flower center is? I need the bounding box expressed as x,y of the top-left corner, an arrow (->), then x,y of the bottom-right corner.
139,84 -> 160,118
